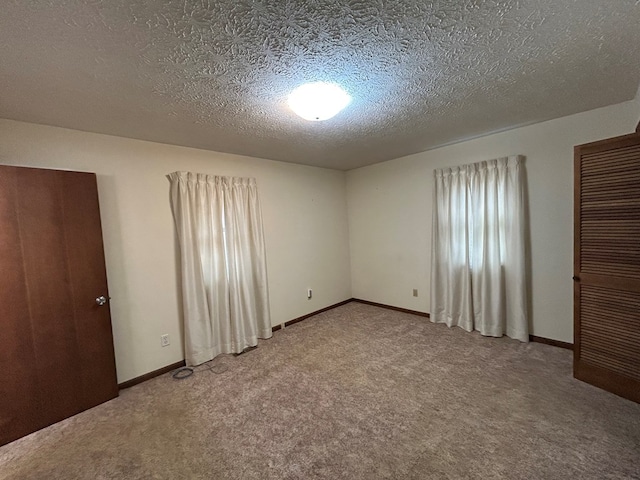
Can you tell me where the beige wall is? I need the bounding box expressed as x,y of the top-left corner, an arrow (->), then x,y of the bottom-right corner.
0,120 -> 352,383
347,99 -> 640,343
2,94 -> 638,381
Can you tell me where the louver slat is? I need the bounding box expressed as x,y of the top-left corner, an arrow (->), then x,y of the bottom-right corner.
580,145 -> 640,280
580,286 -> 640,381
574,133 -> 640,403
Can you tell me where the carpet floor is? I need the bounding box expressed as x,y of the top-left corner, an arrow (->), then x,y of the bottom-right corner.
1,302 -> 639,479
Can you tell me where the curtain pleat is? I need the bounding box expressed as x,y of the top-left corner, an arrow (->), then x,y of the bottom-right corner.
431,156 -> 528,342
168,172 -> 272,365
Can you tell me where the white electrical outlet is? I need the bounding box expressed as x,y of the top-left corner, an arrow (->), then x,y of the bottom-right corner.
160,334 -> 170,347
307,288 -> 312,299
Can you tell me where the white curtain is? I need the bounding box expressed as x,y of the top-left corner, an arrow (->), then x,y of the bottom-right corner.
431,156 -> 528,342
168,172 -> 272,365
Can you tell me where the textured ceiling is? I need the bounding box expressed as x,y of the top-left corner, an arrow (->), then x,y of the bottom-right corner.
1,1 -> 639,170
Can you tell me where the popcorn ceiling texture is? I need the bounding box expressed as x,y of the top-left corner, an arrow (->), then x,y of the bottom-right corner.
1,0 -> 639,170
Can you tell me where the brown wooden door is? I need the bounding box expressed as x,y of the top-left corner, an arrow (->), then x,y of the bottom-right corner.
0,165 -> 118,446
574,132 -> 640,403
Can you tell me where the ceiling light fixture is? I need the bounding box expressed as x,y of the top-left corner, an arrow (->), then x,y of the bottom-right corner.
288,82 -> 351,121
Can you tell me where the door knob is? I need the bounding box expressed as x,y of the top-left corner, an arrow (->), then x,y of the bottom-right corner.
95,296 -> 108,306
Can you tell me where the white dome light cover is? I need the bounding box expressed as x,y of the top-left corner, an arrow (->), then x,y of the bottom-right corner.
288,82 -> 351,121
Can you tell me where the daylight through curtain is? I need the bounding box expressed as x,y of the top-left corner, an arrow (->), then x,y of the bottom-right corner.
431,156 -> 528,341
168,172 -> 272,365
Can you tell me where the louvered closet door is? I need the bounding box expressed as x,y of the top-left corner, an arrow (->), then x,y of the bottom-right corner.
574,131 -> 640,403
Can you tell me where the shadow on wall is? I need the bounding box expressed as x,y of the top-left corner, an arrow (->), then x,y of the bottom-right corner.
96,173 -> 131,378
168,185 -> 186,356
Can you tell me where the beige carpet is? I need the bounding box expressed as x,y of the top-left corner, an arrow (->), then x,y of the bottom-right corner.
1,302 -> 639,479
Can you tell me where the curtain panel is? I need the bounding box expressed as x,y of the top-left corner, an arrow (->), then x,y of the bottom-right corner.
168,172 -> 272,365
431,156 -> 528,342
